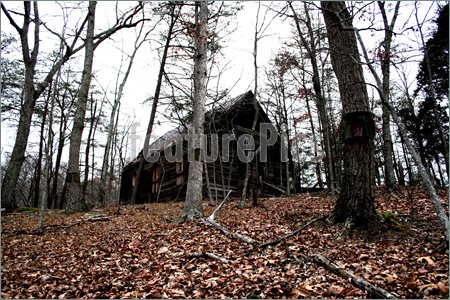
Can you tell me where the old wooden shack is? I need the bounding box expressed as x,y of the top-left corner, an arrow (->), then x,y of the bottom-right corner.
119,91 -> 289,204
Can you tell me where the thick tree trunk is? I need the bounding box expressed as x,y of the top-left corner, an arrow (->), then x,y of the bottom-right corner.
321,1 -> 377,228
182,1 -> 208,220
64,1 -> 96,213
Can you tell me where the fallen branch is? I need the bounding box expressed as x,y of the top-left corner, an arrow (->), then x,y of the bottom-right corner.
312,253 -> 396,299
83,215 -> 110,222
188,251 -> 230,264
208,190 -> 233,221
200,218 -> 256,244
260,215 -> 327,248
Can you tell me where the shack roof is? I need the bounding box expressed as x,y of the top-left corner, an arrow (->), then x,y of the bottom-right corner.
124,91 -> 270,169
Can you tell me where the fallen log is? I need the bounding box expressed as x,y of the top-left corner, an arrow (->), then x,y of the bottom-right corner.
312,253 -> 396,299
260,215 -> 327,248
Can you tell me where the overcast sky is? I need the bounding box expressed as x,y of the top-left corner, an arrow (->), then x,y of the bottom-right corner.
0,1 -> 442,164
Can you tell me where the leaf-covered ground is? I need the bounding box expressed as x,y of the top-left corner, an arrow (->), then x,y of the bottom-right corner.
1,187 -> 448,299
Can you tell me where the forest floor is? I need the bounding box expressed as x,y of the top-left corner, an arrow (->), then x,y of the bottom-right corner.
1,186 -> 449,299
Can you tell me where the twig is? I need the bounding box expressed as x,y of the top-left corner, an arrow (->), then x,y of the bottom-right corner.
260,214 -> 327,248
188,251 -> 230,264
207,190 -> 233,221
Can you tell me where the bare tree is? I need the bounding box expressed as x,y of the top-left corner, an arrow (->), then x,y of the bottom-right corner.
240,2 -> 278,208
130,2 -> 180,204
289,1 -> 336,193
377,1 -> 401,189
97,21 -> 149,204
1,2 -> 42,210
64,1 -> 97,213
182,1 -> 208,220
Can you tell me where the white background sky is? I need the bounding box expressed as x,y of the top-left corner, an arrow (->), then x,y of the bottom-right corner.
0,1 -> 442,165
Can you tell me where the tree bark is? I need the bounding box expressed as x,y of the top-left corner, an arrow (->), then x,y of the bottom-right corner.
64,1 -> 96,213
321,1 -> 377,228
305,93 -> 323,189
182,1 -> 208,220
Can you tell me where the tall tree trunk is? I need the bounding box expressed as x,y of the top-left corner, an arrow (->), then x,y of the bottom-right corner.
108,101 -> 122,200
182,1 -> 208,220
240,2 -> 263,208
130,4 -> 179,204
64,1 -> 96,213
1,2 -> 39,210
321,1 -> 377,228
378,1 -> 400,190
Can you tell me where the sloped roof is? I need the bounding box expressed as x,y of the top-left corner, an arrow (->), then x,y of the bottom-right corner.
125,91 -> 265,169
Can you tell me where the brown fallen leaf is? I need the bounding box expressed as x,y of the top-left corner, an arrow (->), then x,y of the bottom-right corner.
417,256 -> 435,266
329,285 -> 345,295
157,246 -> 170,254
437,282 -> 449,293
